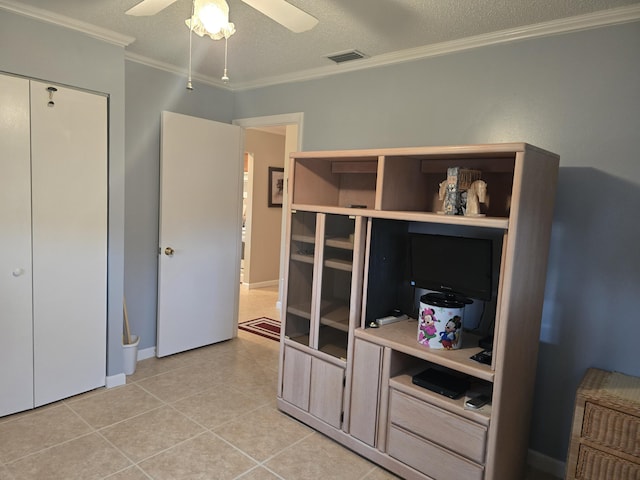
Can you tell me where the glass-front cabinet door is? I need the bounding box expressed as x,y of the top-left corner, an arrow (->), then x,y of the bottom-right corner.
284,211 -> 366,361
316,214 -> 357,359
284,210 -> 317,347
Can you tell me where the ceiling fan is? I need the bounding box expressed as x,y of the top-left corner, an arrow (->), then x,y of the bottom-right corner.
126,0 -> 318,33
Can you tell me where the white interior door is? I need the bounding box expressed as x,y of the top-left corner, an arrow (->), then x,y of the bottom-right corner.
30,81 -> 108,407
157,111 -> 243,357
0,73 -> 34,417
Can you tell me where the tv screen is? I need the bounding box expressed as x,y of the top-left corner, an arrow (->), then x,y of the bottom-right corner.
409,233 -> 493,301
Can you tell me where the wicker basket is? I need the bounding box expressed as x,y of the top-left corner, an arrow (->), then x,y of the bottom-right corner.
566,368 -> 640,480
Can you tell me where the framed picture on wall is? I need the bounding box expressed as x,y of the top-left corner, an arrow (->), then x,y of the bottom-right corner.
268,167 -> 284,207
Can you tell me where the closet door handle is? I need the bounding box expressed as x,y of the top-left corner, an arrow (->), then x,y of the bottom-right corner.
164,247 -> 175,256
12,268 -> 25,277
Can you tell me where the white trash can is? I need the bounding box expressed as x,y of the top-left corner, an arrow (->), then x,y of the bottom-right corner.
417,293 -> 467,349
122,335 -> 140,375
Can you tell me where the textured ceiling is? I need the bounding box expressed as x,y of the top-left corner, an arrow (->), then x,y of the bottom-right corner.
2,0 -> 640,89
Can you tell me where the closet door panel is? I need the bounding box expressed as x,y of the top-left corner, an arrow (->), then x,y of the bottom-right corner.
30,81 -> 107,406
0,74 -> 34,416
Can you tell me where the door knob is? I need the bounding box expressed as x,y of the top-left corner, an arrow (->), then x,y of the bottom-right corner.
12,268 -> 25,277
164,247 -> 175,256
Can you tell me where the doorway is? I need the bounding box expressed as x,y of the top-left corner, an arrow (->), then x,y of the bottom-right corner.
233,113 -> 303,320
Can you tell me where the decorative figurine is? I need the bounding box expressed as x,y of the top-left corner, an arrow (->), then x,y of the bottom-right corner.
439,316 -> 462,349
442,167 -> 461,215
438,180 -> 447,208
440,167 -> 482,215
417,307 -> 439,347
465,179 -> 487,216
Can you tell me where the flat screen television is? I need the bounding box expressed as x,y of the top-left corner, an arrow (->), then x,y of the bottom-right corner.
409,233 -> 493,301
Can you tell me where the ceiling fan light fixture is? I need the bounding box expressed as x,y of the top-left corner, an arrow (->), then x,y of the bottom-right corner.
186,0 -> 236,40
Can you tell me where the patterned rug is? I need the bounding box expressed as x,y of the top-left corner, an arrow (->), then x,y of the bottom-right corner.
238,317 -> 280,342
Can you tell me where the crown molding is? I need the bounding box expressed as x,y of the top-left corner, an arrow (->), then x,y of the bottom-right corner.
0,0 -> 135,47
231,4 -> 640,91
11,0 -> 636,90
125,52 -> 232,90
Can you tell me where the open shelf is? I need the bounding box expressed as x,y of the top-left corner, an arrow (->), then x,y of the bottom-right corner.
292,204 -> 509,229
291,147 -> 518,218
292,157 -> 377,209
389,372 -> 492,426
355,321 -> 494,382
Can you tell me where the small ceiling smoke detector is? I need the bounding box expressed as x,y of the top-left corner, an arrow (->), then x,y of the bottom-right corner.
325,49 -> 368,64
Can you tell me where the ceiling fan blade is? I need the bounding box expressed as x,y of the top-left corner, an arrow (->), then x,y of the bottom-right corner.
241,0 -> 318,33
125,0 -> 179,16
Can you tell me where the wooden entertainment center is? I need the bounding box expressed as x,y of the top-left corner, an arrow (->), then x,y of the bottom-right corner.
276,143 -> 559,480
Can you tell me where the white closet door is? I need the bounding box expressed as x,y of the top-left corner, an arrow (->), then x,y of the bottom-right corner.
30,81 -> 107,406
0,74 -> 34,417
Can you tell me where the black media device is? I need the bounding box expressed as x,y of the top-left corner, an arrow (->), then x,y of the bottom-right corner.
465,394 -> 491,409
470,349 -> 492,365
409,233 -> 493,301
411,368 -> 470,399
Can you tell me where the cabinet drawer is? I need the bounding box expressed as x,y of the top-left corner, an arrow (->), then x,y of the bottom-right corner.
583,402 -> 640,457
389,389 -> 487,464
576,444 -> 640,480
387,425 -> 484,480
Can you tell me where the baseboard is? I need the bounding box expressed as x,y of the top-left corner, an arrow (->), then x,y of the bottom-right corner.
528,448 -> 566,478
242,279 -> 279,289
105,373 -> 126,388
137,346 -> 156,361
106,347 -> 156,388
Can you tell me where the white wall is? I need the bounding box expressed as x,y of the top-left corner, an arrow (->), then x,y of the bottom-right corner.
233,22 -> 640,463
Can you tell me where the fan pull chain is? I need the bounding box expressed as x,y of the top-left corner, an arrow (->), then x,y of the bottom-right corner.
222,36 -> 230,83
187,0 -> 195,90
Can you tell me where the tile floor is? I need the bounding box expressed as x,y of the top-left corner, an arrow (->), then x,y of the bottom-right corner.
0,286 -> 559,480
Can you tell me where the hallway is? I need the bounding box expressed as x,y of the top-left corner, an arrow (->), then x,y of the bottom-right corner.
238,285 -> 280,324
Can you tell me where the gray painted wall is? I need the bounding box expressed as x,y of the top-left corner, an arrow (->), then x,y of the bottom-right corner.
0,10 -> 126,376
233,22 -> 640,462
124,61 -> 234,351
